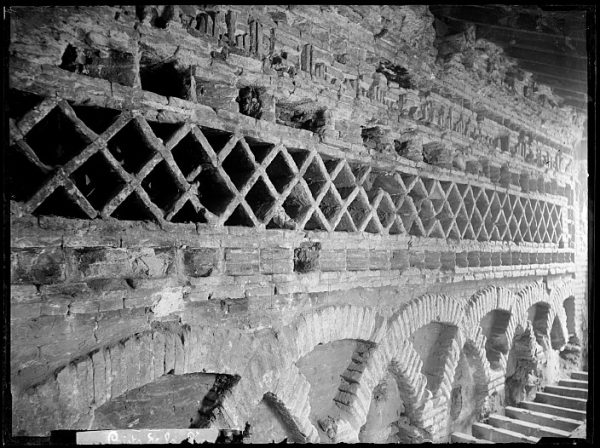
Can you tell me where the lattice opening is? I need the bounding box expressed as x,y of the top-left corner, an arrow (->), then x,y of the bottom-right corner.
319,186 -> 342,223
246,177 -> 276,222
455,205 -> 469,235
141,161 -> 184,212
201,127 -> 234,154
304,210 -> 327,231
224,204 -> 254,227
288,148 -> 311,172
245,137 -> 274,164
6,145 -> 48,202
171,133 -> 207,180
112,191 -> 158,221
71,152 -> 126,210
196,166 -> 234,216
437,203 -> 454,234
147,122 -> 180,143
282,183 -> 312,222
332,163 -> 356,200
303,158 -> 328,199
222,141 -> 255,190
335,211 -> 355,232
377,195 -> 396,229
266,151 -> 295,193
71,105 -> 121,135
33,186 -> 90,219
107,121 -> 157,174
347,191 -> 371,230
388,217 -> 404,235
8,90 -> 43,121
408,178 -> 428,203
418,199 -> 436,230
24,106 -> 91,166
364,217 -> 380,234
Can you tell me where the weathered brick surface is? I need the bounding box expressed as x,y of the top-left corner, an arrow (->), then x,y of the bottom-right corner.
7,3 -> 586,443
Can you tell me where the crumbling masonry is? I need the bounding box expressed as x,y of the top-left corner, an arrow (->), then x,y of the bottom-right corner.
9,5 -> 587,443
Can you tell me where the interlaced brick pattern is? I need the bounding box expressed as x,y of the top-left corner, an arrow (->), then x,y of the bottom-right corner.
9,96 -> 563,244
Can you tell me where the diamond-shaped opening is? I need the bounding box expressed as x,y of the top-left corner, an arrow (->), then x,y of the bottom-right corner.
141,160 -> 184,212
33,186 -> 90,219
245,177 -> 276,222
171,133 -> 207,180
303,158 -> 328,198
377,195 -> 396,228
282,183 -> 312,222
335,211 -> 356,232
408,178 -> 428,202
419,199 -> 436,228
388,217 -> 404,235
447,185 -> 462,214
408,219 -> 425,237
475,191 -> 490,217
111,191 -> 157,221
364,217 -> 380,234
70,105 -> 121,135
439,180 -> 453,196
524,200 -> 534,222
333,166 -> 357,200
200,127 -> 234,155
244,136 -> 274,164
70,151 -> 126,210
147,122 -> 180,143
347,192 -> 371,229
171,200 -> 208,224
398,196 -> 417,231
266,211 -> 295,230
6,145 -> 49,202
319,186 -> 342,223
8,89 -> 43,122
224,204 -> 254,227
288,148 -> 311,171
462,188 -> 475,215
489,227 -> 500,241
196,165 -> 235,216
222,141 -> 255,190
511,197 -> 523,222
107,120 -> 156,174
304,210 -> 327,231
266,151 -> 295,194
496,212 -> 508,237
24,107 -> 92,166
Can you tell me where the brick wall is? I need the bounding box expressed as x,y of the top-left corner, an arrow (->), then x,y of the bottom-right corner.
8,4 -> 586,442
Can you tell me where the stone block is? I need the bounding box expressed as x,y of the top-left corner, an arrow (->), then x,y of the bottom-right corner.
319,249 -> 346,272
183,248 -> 219,277
224,248 -> 260,275
260,247 -> 293,274
11,247 -> 66,285
347,249 -> 368,271
369,250 -> 389,270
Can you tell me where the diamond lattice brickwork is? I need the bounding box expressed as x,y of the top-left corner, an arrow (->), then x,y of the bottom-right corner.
8,96 -> 565,244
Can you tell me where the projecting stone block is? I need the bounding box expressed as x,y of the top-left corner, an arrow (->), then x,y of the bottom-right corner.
11,247 -> 66,285
369,250 -> 389,270
294,242 -> 321,273
183,248 -> 219,277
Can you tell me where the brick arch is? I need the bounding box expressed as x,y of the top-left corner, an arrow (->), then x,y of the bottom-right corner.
462,286 -> 516,372
548,278 -> 575,341
13,326 -> 198,435
216,305 -> 385,442
513,281 -> 568,349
